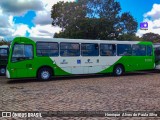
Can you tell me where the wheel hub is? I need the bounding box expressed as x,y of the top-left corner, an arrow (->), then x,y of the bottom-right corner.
41,71 -> 50,80
0,68 -> 5,74
116,68 -> 122,75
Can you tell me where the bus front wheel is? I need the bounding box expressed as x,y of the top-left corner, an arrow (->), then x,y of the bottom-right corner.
37,67 -> 52,80
113,65 -> 124,76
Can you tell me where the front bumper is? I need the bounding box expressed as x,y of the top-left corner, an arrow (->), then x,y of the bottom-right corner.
6,69 -> 10,78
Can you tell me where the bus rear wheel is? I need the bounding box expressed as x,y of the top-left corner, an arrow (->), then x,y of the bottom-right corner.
37,67 -> 52,80
113,65 -> 124,76
0,66 -> 6,75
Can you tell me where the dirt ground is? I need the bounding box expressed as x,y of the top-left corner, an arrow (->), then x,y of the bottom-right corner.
1,70 -> 160,120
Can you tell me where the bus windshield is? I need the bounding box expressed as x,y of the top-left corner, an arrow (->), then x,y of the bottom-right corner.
11,44 -> 33,62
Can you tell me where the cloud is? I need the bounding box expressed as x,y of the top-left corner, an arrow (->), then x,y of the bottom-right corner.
0,8 -> 14,39
29,25 -> 61,38
0,28 -> 13,36
0,15 -> 10,27
0,0 -> 76,39
0,0 -> 44,16
13,24 -> 30,36
33,0 -> 75,26
31,0 -> 75,37
136,4 -> 160,37
33,11 -> 52,25
144,4 -> 160,20
0,16 -> 31,39
41,0 -> 75,11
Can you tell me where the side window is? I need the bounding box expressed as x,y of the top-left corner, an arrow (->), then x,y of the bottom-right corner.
12,44 -> 33,62
155,47 -> 160,62
100,44 -> 116,56
147,45 -> 152,56
81,43 -> 99,56
132,44 -> 146,56
60,43 -> 80,56
36,42 -> 59,56
117,44 -> 132,56
0,48 -> 8,56
155,47 -> 160,56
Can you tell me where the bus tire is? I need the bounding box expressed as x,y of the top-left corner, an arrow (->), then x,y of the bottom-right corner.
0,66 -> 6,75
113,65 -> 124,76
37,67 -> 52,80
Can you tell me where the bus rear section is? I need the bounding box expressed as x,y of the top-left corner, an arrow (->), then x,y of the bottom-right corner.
0,45 -> 9,75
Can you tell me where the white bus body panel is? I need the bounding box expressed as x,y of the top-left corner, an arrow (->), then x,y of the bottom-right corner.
50,56 -> 121,74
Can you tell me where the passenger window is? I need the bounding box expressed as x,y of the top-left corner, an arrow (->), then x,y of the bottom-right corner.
100,44 -> 116,56
132,44 -> 146,56
81,43 -> 99,56
36,42 -> 59,57
117,44 -> 132,56
60,43 -> 80,56
147,45 -> 152,56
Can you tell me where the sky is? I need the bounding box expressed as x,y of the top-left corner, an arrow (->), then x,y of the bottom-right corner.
0,0 -> 160,40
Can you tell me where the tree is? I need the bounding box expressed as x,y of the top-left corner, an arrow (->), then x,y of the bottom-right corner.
118,34 -> 143,41
119,12 -> 138,35
51,0 -> 138,40
0,39 -> 11,46
51,1 -> 87,31
142,32 -> 160,43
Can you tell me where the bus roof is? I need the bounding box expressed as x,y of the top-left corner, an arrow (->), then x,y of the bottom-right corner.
29,37 -> 145,44
14,37 -> 152,45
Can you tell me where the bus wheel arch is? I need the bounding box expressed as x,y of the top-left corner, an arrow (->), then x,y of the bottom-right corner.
37,66 -> 53,80
113,64 -> 125,76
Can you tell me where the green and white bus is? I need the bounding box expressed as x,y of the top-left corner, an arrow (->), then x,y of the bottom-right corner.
0,45 -> 9,75
6,37 -> 155,80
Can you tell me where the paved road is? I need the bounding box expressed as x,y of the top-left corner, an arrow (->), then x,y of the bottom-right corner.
0,70 -> 160,120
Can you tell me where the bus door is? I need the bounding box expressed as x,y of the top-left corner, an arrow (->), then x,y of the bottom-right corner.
11,44 -> 34,78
